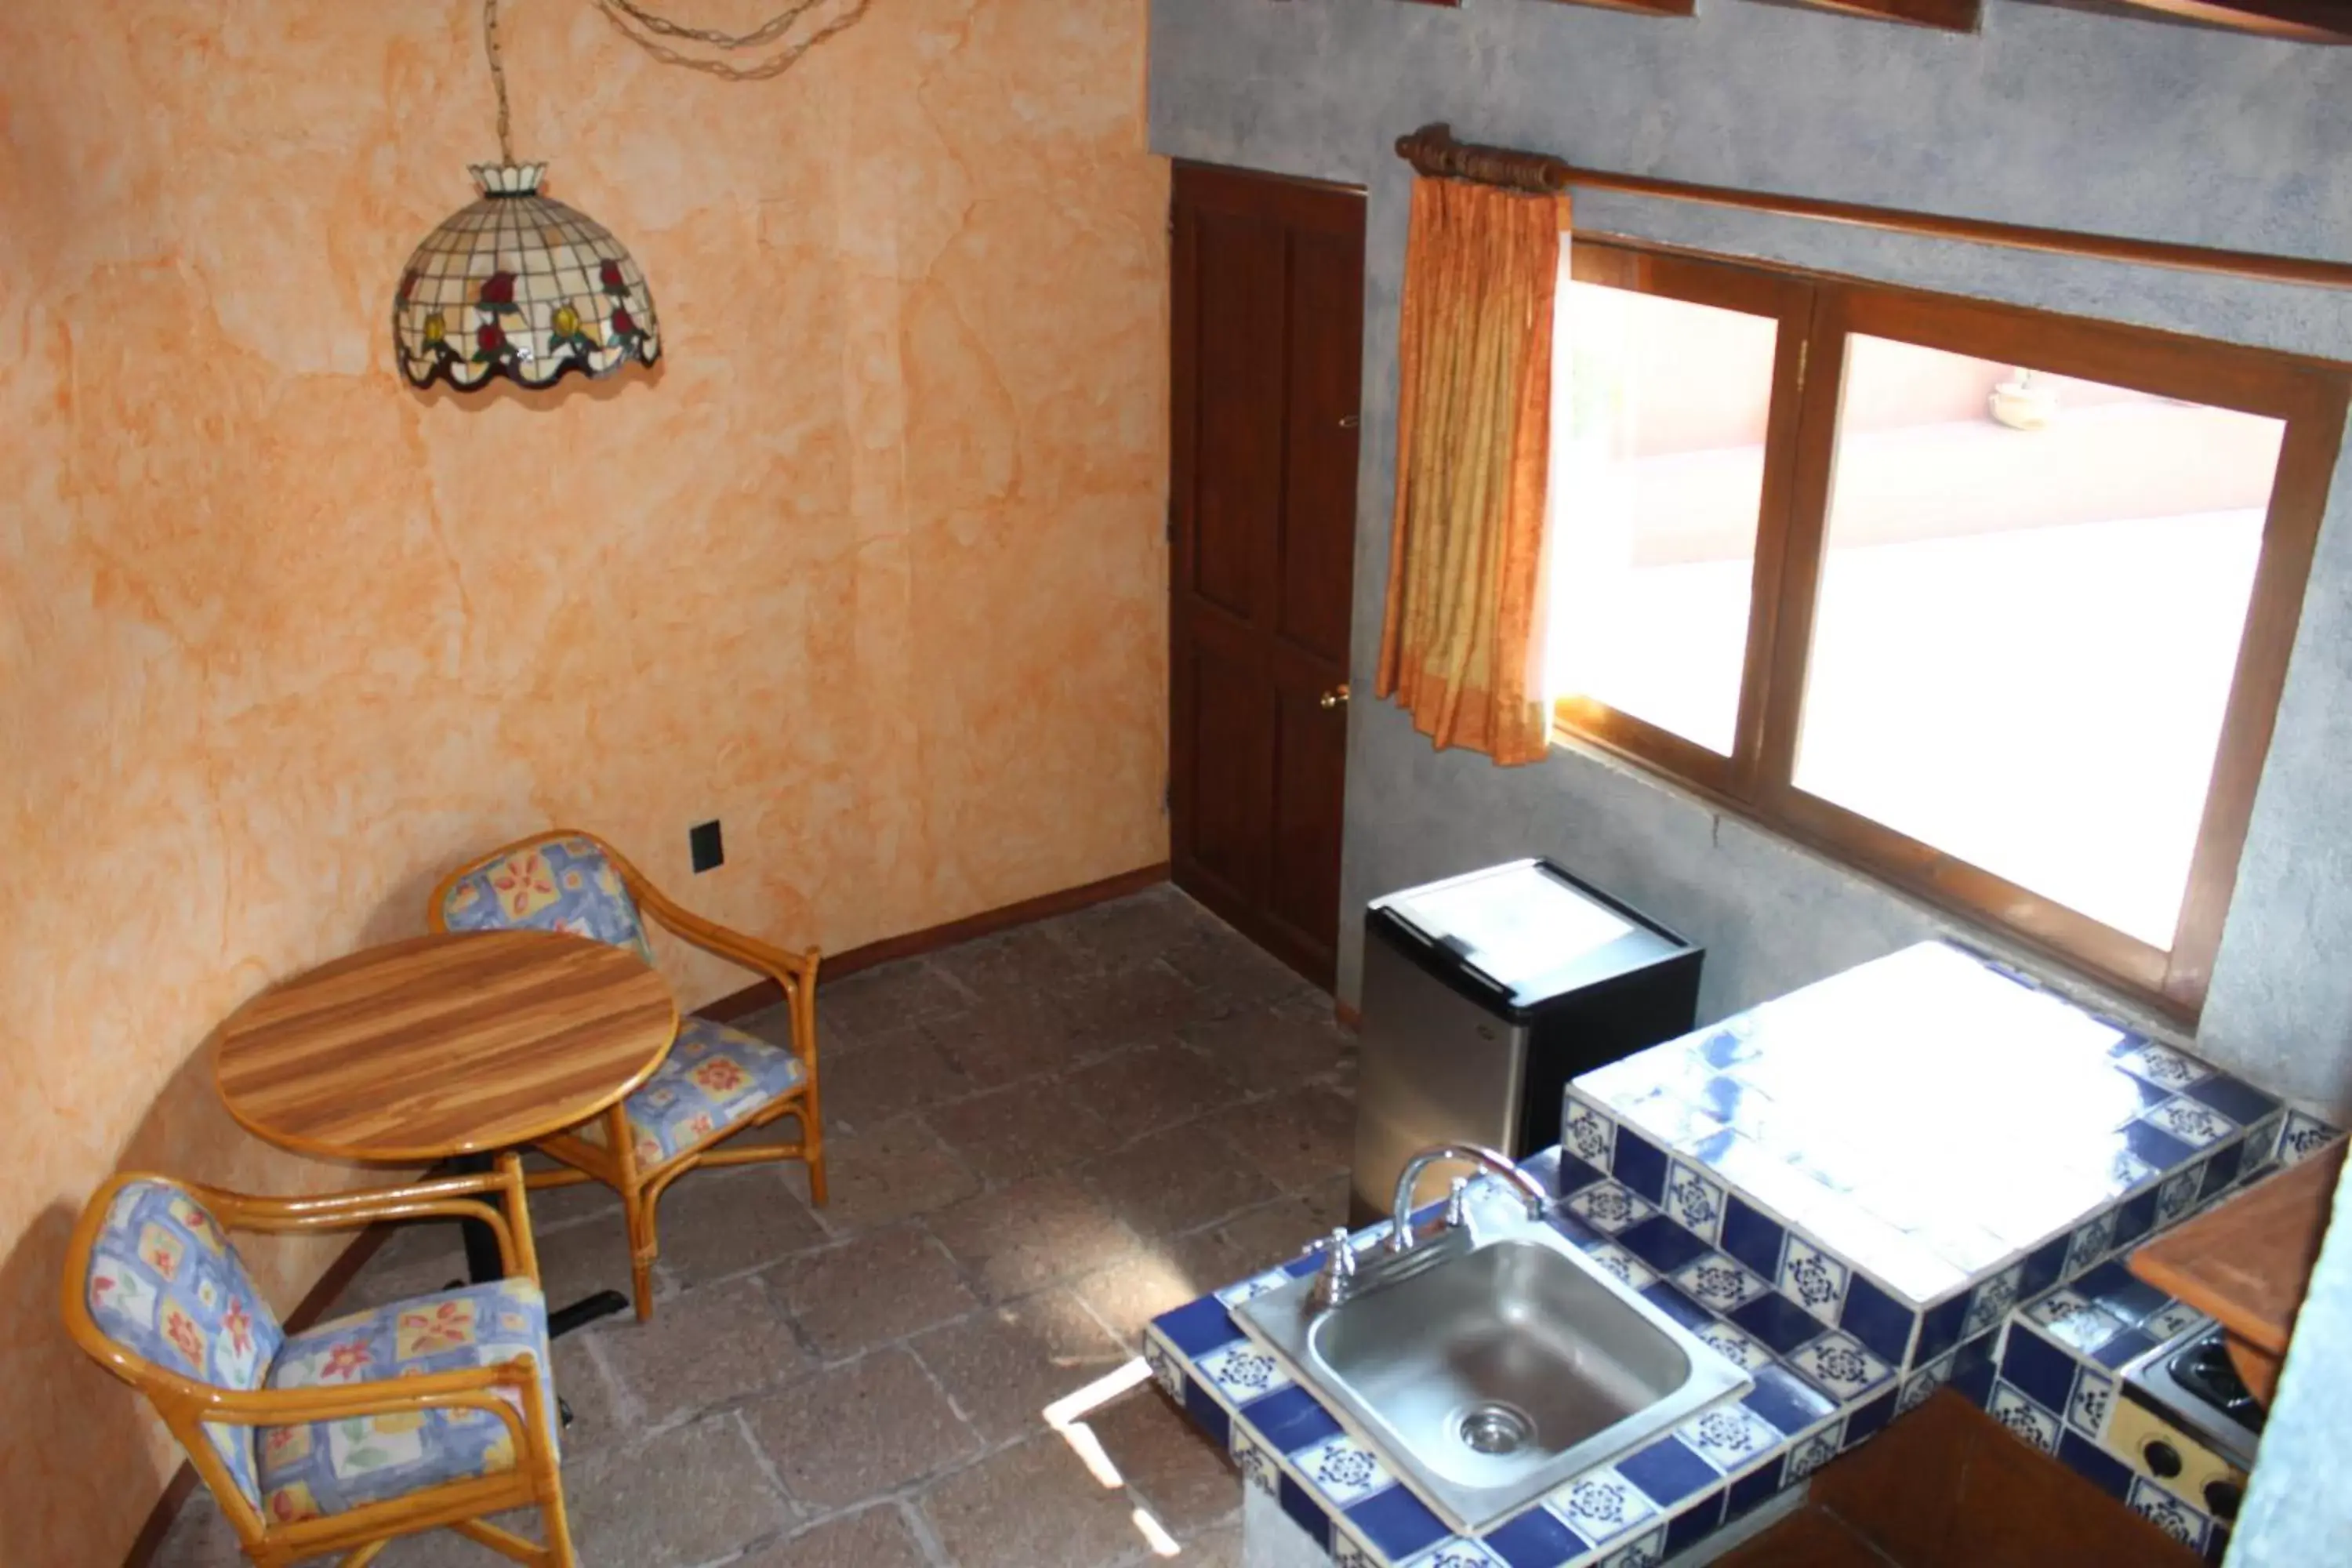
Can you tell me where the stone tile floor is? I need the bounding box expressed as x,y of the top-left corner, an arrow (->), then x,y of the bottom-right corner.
156,887 -> 1357,1568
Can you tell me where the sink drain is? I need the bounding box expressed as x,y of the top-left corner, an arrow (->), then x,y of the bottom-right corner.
1455,1402 -> 1534,1456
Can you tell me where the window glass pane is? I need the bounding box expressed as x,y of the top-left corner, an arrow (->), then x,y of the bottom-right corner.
1794,334 -> 2285,947
1548,275 -> 1780,755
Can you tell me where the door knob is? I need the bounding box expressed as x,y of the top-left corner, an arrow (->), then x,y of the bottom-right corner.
1338,413 -> 1361,430
1319,684 -> 1351,711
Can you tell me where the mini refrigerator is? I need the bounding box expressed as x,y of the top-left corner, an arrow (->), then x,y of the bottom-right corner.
1352,858 -> 1702,1225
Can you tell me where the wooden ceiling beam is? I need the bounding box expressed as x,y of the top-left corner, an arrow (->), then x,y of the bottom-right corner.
1395,0 -> 2348,41
2095,0 -> 2352,41
1777,0 -> 1984,28
1525,0 -> 1698,15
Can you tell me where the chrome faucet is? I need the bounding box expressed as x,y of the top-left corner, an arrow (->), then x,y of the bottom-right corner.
1388,1142 -> 1548,1254
1306,1226 -> 1361,1311
1305,1144 -> 1549,1311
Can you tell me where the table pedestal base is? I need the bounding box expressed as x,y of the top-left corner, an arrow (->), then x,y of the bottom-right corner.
548,1289 -> 631,1338
450,1155 -> 633,1341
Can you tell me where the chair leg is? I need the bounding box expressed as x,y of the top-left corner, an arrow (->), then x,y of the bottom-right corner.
622,1182 -> 657,1321
453,1513 -> 562,1566
794,1095 -> 827,1207
541,1484 -> 580,1568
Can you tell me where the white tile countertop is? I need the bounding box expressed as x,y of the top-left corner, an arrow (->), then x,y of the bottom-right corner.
1143,942 -> 2343,1567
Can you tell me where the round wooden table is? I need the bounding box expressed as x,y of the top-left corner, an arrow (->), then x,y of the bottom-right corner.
216,930 -> 677,1331
216,929 -> 677,1162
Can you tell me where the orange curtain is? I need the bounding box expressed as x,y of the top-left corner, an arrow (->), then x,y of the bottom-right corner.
1375,176 -> 1563,768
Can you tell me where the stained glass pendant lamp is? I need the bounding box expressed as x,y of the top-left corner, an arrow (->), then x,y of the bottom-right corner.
392,0 -> 659,391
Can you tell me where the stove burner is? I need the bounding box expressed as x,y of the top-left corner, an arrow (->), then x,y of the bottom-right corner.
2169,1335 -> 2267,1436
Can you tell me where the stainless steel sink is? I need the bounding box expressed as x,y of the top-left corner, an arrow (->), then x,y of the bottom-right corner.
1236,1209 -> 1751,1534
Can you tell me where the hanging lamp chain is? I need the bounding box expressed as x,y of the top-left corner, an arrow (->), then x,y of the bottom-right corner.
484,0 -> 517,165
476,0 -> 869,158
591,0 -> 873,82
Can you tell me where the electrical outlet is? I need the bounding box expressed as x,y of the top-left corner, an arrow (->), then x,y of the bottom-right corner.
688,819 -> 724,873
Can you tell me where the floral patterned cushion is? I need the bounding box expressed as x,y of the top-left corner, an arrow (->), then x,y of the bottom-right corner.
573,1014 -> 808,1167
440,834 -> 656,967
83,1181 -> 285,1508
256,1279 -> 554,1524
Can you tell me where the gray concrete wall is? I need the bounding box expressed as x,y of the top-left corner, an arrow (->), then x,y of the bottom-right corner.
1148,0 -> 2352,1120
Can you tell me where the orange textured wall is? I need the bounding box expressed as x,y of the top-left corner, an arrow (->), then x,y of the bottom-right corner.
0,0 -> 1167,1559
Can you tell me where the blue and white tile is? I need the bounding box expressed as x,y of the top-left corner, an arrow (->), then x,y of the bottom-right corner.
2238,1112 -> 2285,1176
1586,1244 -> 1658,1292
2024,1289 -> 2129,1356
1551,1468 -> 1659,1545
1783,1419 -> 1844,1483
1620,1091 -> 1733,1154
1410,1541 -> 1511,1568
2142,1299 -> 2209,1342
2129,1476 -> 2212,1554
2080,1147 -> 2160,1201
1143,1335 -> 1185,1402
1914,1213 -> 2019,1282
1214,1267 -> 1294,1311
1663,1160 -> 1727,1246
2143,1098 -> 2234,1150
2278,1111 -> 2341,1167
1896,1353 -> 1952,1416
2071,1260 -> 2169,1326
1677,1402 -> 1783,1472
1962,1264 -> 2025,1340
1787,1331 -> 1896,1402
1597,1525 -> 1670,1568
1692,1318 -> 1773,1374
1567,1181 -> 1657,1236
2181,1070 -> 2281,1129
1231,1420 -> 1279,1497
1581,1047 -> 1715,1112
1778,1237 -> 1850,1327
1563,1093 -> 1617,1170
2196,1142 -> 2250,1203
1690,1014 -> 1764,1069
2114,1040 -> 2211,1091
1987,1381 -> 2061,1454
1293,1432 -> 1393,1508
2156,1167 -> 2204,1226
2067,1367 -> 2115,1439
2061,1211 -> 2116,1279
1671,1254 -> 1770,1313
1331,1525 -> 1378,1568
1196,1341 -> 1294,1406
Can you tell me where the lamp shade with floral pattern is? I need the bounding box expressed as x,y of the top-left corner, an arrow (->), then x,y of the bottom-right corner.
392,162 -> 660,392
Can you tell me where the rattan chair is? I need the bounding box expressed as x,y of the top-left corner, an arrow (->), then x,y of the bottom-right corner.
62,1158 -> 575,1567
428,829 -> 824,1320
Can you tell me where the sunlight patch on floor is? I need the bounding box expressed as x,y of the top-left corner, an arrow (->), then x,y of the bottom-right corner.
1132,1504 -> 1184,1557
1040,1354 -> 1200,1556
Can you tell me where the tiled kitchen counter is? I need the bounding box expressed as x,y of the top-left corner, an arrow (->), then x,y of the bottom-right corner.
1144,942 -> 2343,1566
1982,1261 -> 2234,1557
1147,1146 -> 1870,1568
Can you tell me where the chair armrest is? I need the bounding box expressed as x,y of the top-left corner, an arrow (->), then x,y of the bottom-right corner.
191,1357 -> 546,1456
601,840 -> 820,993
639,887 -> 820,990
198,1155 -> 539,1284
629,880 -> 825,1073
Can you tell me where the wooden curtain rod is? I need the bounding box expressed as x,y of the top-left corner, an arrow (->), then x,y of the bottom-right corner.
1395,122 -> 2352,293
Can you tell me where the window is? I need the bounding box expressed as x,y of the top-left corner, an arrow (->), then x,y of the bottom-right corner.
1547,241 -> 2347,1018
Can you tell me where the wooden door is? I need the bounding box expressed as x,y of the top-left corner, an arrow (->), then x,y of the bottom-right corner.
1168,162 -> 1366,990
